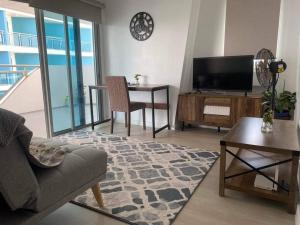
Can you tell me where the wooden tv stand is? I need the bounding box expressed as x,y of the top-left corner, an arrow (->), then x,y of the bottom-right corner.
177,90 -> 263,130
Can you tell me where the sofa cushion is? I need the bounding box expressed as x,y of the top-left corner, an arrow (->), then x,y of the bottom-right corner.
0,108 -> 27,147
32,145 -> 107,212
0,139 -> 40,211
27,137 -> 66,168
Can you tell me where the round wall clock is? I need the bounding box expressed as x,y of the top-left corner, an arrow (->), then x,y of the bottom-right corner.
130,12 -> 154,41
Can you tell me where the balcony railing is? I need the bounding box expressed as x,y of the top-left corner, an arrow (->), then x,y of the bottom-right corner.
0,30 -> 92,52
0,64 -> 40,99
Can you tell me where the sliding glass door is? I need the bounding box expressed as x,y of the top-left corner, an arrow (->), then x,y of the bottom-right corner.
40,11 -> 99,135
67,17 -> 85,128
79,20 -> 99,124
43,11 -> 72,133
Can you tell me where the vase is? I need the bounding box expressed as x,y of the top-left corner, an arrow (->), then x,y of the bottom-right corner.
261,121 -> 273,133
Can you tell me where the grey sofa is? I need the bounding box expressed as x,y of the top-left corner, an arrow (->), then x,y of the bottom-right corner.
0,134 -> 107,225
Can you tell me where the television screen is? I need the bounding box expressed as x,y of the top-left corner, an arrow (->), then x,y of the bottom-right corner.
193,55 -> 254,91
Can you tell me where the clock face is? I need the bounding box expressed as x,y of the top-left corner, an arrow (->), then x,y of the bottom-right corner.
130,12 -> 154,41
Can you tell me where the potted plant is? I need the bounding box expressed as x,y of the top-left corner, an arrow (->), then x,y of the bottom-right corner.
275,91 -> 296,119
262,90 -> 296,120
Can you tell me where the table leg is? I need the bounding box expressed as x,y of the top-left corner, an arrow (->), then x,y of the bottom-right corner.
91,183 -> 104,208
287,152 -> 299,214
151,90 -> 155,138
167,87 -> 170,130
219,144 -> 226,197
89,87 -> 94,130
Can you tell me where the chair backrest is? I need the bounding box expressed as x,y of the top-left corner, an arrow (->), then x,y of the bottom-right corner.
105,76 -> 130,112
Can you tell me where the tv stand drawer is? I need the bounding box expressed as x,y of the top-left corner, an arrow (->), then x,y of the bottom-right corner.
203,114 -> 232,127
204,97 -> 231,106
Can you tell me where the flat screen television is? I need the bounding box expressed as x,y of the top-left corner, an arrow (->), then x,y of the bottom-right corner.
193,55 -> 254,92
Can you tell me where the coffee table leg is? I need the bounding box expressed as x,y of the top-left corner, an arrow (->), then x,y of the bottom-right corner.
219,144 -> 226,197
287,152 -> 299,214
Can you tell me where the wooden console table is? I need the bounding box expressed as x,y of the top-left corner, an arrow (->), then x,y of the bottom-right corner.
219,117 -> 299,214
177,92 -> 262,130
89,84 -> 170,138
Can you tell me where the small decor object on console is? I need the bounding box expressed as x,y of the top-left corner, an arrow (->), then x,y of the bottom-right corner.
130,12 -> 154,41
134,74 -> 142,85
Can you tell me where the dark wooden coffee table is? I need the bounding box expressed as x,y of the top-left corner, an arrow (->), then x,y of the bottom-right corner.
219,117 -> 299,214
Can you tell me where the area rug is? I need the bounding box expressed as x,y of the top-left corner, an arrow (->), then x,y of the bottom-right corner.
58,131 -> 219,225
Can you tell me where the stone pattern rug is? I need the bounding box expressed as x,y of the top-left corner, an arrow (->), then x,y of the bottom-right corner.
58,131 -> 219,225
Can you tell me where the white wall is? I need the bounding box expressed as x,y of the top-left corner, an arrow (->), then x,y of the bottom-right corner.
101,0 -> 193,127
193,0 -> 227,58
0,68 -> 44,113
276,0 -> 300,93
270,0 -> 300,221
180,0 -> 227,93
224,0 -> 281,56
180,0 -> 263,93
276,1 -> 300,222
179,0 -> 202,94
0,68 -> 48,137
296,29 -> 300,225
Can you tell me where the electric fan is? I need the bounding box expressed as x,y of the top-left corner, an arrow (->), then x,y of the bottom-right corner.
255,48 -> 275,89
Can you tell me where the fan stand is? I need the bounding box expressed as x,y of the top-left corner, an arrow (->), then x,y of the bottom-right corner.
271,73 -> 277,112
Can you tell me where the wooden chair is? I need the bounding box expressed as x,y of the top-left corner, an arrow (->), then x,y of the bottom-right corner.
106,76 -> 146,136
